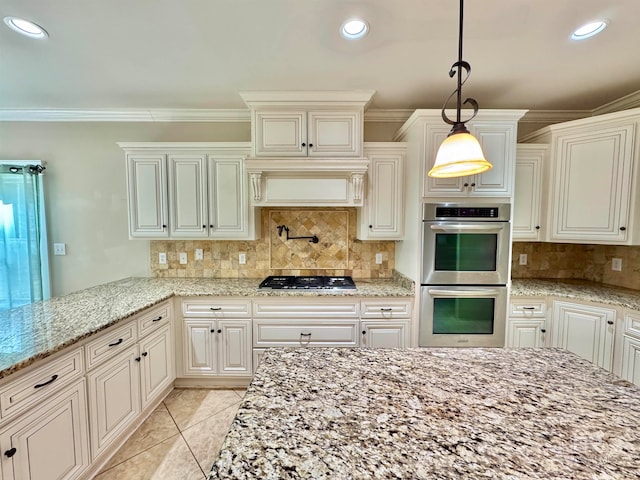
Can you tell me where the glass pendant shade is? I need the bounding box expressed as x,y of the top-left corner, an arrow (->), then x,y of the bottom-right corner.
429,130 -> 492,178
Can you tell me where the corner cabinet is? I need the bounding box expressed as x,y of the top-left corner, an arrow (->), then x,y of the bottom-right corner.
120,143 -> 259,240
357,143 -> 406,240
513,145 -> 547,241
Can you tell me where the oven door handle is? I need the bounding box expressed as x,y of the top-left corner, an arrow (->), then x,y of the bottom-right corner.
427,288 -> 501,297
430,224 -> 505,232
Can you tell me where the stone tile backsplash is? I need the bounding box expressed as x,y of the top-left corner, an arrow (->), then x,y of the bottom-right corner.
512,242 -> 640,290
150,208 -> 395,278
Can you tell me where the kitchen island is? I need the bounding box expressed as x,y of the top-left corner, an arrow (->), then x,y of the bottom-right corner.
210,347 -> 640,479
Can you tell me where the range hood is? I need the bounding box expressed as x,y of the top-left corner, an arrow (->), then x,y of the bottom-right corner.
244,157 -> 369,207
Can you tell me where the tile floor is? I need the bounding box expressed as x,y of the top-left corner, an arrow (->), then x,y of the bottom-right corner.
94,388 -> 245,480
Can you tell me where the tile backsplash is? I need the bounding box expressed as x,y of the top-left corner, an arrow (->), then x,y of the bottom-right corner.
151,208 -> 395,278
512,242 -> 640,290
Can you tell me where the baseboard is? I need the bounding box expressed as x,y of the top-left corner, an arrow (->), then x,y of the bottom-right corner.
174,376 -> 252,388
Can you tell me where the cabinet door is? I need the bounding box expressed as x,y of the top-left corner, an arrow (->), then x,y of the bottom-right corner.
0,380 -> 89,480
423,124 -> 465,196
208,156 -> 246,237
218,320 -> 252,376
468,122 -> 516,196
139,324 -> 174,410
361,322 -> 409,348
621,335 -> 640,386
87,347 -> 141,460
513,146 -> 545,241
551,301 -> 615,371
359,148 -> 405,240
167,154 -> 208,238
182,320 -> 217,376
126,154 -> 168,238
549,124 -> 634,243
506,320 -> 546,348
254,111 -> 307,156
307,111 -> 361,157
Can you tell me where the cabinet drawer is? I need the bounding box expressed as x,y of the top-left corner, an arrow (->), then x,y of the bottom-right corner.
253,320 -> 359,347
182,299 -> 251,317
625,311 -> 640,338
85,320 -> 137,371
138,301 -> 172,338
509,299 -> 546,317
360,299 -> 412,319
0,348 -> 84,421
253,300 -> 359,318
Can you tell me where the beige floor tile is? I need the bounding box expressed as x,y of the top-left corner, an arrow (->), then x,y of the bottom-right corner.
94,434 -> 204,480
163,389 -> 241,431
233,388 -> 247,399
181,403 -> 240,473
101,403 -> 180,471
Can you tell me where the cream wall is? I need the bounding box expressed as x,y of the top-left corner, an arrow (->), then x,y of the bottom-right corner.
0,120 -> 401,297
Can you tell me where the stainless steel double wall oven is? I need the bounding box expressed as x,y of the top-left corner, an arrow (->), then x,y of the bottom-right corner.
420,203 -> 511,347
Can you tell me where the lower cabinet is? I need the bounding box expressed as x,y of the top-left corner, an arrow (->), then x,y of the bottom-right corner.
551,301 -> 616,371
507,320 -> 546,348
360,321 -> 409,348
621,335 -> 640,385
139,323 -> 174,410
182,319 -> 252,377
0,379 -> 89,480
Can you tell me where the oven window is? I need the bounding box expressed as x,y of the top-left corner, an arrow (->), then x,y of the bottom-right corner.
434,233 -> 497,271
433,297 -> 495,335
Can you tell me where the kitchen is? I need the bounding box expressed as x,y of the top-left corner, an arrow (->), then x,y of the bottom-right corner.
1,0 -> 640,479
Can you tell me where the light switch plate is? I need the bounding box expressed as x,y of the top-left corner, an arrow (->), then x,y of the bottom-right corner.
239,253 -> 246,265
375,253 -> 383,265
519,254 -> 528,265
612,258 -> 622,271
159,252 -> 167,264
195,249 -> 203,260
53,243 -> 66,255
179,252 -> 188,265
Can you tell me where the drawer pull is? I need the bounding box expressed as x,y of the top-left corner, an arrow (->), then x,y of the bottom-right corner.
152,316 -> 163,322
300,333 -> 312,337
4,448 -> 16,458
108,338 -> 124,347
135,356 -> 141,362
141,351 -> 148,357
210,307 -> 222,311
33,374 -> 58,389
522,307 -> 536,310
380,308 -> 393,312
607,320 -> 614,325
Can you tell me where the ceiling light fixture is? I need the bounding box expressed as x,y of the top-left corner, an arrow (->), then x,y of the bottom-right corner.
571,20 -> 608,40
428,0 -> 491,179
3,16 -> 48,39
341,19 -> 369,39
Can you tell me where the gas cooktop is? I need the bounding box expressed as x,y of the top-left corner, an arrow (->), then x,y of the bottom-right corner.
258,276 -> 356,290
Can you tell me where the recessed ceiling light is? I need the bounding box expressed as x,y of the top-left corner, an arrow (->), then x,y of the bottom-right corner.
570,20 -> 607,40
341,19 -> 369,40
3,16 -> 48,39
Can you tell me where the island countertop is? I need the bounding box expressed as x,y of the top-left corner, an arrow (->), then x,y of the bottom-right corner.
0,276 -> 413,379
210,347 -> 640,480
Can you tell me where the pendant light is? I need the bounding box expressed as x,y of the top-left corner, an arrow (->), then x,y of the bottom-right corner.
428,0 -> 491,178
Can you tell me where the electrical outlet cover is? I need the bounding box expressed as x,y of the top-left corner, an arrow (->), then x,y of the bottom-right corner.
159,252 -> 167,264
179,252 -> 188,264
239,253 -> 246,265
612,258 -> 622,271
195,249 -> 203,260
375,253 -> 383,264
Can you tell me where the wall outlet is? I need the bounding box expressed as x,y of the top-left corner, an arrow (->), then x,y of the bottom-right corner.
195,249 -> 203,260
53,243 -> 66,256
375,253 -> 383,265
239,253 -> 247,265
612,258 -> 622,271
519,254 -> 528,266
158,252 -> 167,264
179,252 -> 188,265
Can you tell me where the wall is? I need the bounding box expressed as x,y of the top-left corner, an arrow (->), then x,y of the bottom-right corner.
150,208 -> 395,279
0,119 -> 402,296
512,242 -> 640,290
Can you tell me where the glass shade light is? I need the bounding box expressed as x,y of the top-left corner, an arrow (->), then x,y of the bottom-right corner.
429,129 -> 492,178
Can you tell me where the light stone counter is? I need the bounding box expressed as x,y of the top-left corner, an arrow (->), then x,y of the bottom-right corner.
210,347 -> 640,480
0,276 -> 413,379
511,278 -> 640,310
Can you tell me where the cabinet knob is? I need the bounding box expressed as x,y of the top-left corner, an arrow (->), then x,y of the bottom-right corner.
218,329 -> 222,333
607,320 -> 614,325
470,183 -> 476,187
309,143 -> 313,148
301,142 -> 306,147
535,226 -> 541,230
540,329 -> 546,333
463,183 -> 469,187
210,224 -> 214,228
162,225 -> 167,229
4,448 -> 16,458
202,225 -> 206,229
210,329 -> 215,333
362,330 -> 366,335
141,351 -> 148,357
369,225 -> 373,229
135,356 -> 141,362
620,226 -> 626,231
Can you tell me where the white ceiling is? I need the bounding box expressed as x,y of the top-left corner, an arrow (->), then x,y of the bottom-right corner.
1,0 -> 639,113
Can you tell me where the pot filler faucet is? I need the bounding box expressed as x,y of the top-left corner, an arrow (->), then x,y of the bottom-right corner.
277,224 -> 319,243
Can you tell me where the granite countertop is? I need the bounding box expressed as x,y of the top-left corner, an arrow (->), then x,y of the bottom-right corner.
0,276 -> 413,380
210,347 -> 640,480
511,278 -> 640,310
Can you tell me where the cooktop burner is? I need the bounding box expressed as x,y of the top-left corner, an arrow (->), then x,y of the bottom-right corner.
258,276 -> 356,290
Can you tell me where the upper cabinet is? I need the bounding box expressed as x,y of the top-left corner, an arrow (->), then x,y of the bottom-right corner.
513,145 -> 548,241
394,110 -> 527,199
120,143 -> 259,240
240,91 -> 374,159
522,108 -> 640,245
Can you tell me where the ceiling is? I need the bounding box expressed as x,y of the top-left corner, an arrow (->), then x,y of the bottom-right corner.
1,0 -> 639,114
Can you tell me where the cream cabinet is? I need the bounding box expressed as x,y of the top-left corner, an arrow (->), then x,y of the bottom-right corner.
551,301 -> 616,371
138,323 -> 174,410
621,311 -> 640,386
120,143 -> 259,240
125,154 -> 169,238
513,145 -> 547,241
507,299 -> 548,348
360,322 -> 409,348
357,143 -> 406,240
521,109 -> 640,245
0,379 -> 90,480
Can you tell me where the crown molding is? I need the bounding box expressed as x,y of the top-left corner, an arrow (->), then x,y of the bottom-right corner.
0,108 -> 250,122
518,110 -> 589,124
364,109 -> 413,122
592,90 -> 640,116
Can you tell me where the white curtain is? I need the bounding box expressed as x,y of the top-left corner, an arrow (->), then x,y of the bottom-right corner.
0,162 -> 50,311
